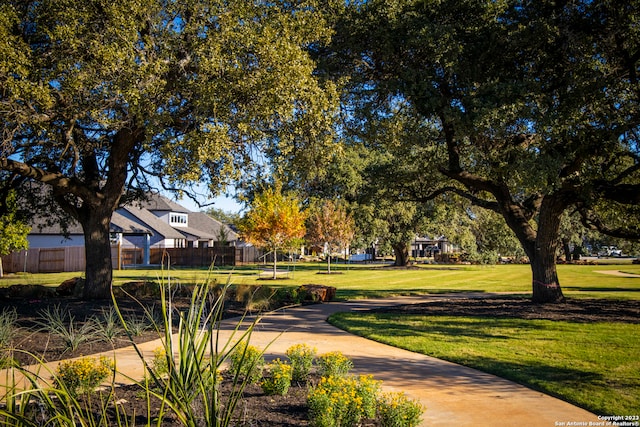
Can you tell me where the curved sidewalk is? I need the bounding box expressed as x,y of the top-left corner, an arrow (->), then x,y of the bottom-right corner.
238,296 -> 600,427
6,296 -> 601,426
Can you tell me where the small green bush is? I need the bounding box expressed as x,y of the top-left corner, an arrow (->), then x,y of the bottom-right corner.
285,343 -> 317,382
317,351 -> 353,378
54,356 -> 113,396
261,358 -> 293,396
229,343 -> 265,384
377,391 -> 425,427
151,347 -> 170,377
307,374 -> 380,427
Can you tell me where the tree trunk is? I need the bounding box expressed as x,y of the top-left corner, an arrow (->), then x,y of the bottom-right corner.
392,242 -> 409,266
530,252 -> 565,303
80,209 -> 114,299
525,200 -> 565,304
273,251 -> 278,279
327,253 -> 332,273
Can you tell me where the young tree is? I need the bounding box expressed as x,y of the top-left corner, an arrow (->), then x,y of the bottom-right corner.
0,191 -> 30,277
0,0 -> 335,298
322,0 -> 640,302
239,186 -> 306,279
306,199 -> 355,272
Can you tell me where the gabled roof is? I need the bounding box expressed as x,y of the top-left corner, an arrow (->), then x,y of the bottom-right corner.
178,226 -> 217,241
133,193 -> 191,213
118,206 -> 185,239
188,212 -> 238,241
111,211 -> 154,235
28,211 -> 153,235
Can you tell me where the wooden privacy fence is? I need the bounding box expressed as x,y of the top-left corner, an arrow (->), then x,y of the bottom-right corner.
1,245 -> 262,274
1,247 -> 87,274
149,247 -> 238,267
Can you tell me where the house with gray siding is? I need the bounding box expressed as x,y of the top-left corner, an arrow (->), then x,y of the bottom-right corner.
27,193 -> 238,265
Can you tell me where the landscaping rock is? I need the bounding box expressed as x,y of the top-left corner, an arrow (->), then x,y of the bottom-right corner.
57,277 -> 85,297
114,281 -> 161,298
297,284 -> 336,302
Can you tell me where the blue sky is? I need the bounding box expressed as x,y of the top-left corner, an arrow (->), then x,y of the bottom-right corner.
167,192 -> 244,214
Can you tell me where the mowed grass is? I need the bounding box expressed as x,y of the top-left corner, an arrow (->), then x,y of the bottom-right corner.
328,312 -> 640,416
2,261 -> 640,300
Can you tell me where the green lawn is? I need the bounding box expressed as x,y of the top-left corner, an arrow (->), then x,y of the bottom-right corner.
328,312 -> 640,416
2,261 -> 640,300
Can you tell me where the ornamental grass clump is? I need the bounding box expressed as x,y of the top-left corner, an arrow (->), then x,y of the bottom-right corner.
36,304 -> 99,352
261,358 -> 293,396
54,356 -> 114,397
0,308 -> 17,349
285,343 -> 316,382
377,391 -> 425,427
317,351 -> 353,378
117,276 -> 265,427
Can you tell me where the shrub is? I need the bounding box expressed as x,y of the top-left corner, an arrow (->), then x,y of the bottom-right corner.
261,358 -> 293,396
229,343 -> 265,384
307,374 -> 380,427
151,347 -> 170,377
317,351 -> 353,378
356,374 -> 381,419
54,356 -> 113,396
377,391 -> 425,427
286,343 -> 317,382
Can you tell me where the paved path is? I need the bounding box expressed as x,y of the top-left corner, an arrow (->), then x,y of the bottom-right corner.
4,295 -> 601,426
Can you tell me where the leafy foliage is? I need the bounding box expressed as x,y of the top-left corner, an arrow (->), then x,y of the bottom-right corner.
317,0 -> 640,302
306,199 -> 355,270
239,185 -> 306,277
0,0 -> 336,298
0,191 -> 29,277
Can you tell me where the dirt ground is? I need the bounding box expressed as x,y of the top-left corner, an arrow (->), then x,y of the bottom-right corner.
1,293 -> 639,426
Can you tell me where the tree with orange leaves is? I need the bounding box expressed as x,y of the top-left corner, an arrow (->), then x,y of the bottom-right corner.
239,185 -> 306,279
306,200 -> 355,273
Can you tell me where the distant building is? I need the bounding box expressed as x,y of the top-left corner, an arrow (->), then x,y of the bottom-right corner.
27,193 -> 238,265
411,236 -> 454,258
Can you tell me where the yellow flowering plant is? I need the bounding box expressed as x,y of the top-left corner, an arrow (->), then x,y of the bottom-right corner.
317,351 -> 353,378
54,356 -> 114,397
285,343 -> 317,382
377,391 -> 425,427
261,358 -> 293,396
229,343 -> 265,384
307,374 -> 381,427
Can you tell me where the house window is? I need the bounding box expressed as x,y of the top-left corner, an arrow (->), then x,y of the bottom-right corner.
175,239 -> 186,248
170,213 -> 188,225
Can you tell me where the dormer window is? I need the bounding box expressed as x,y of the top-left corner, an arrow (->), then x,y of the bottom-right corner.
170,213 -> 188,225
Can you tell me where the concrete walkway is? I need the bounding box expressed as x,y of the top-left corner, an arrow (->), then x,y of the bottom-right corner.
5,296 -> 602,426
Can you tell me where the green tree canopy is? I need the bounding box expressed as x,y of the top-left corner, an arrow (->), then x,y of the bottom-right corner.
320,0 -> 640,302
0,190 -> 30,277
0,0 -> 336,298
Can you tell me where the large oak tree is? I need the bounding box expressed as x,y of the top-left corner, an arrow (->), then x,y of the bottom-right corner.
0,0 -> 336,298
321,0 -> 640,303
